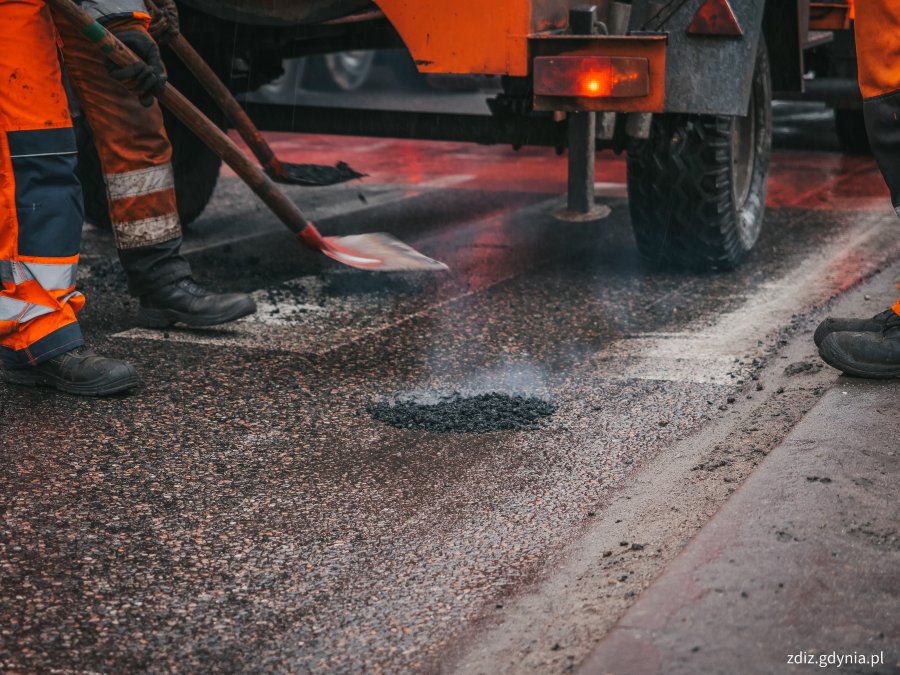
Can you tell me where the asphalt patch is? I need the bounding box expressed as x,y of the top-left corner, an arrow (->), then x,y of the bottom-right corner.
369,392 -> 557,433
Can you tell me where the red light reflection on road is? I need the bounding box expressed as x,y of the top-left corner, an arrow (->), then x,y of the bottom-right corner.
226,132 -> 888,211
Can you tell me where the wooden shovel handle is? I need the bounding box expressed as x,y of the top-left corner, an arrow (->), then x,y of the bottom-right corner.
168,34 -> 284,175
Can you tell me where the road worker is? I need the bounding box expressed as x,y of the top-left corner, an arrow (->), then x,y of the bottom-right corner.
50,0 -> 257,328
816,0 -> 900,378
0,0 -> 137,395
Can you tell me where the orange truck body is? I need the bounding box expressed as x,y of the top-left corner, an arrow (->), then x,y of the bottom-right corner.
375,0 -> 569,77
182,0 -> 859,116
374,0 -> 666,111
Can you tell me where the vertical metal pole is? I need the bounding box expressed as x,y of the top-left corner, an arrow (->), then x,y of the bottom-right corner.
567,5 -> 597,215
567,104 -> 597,214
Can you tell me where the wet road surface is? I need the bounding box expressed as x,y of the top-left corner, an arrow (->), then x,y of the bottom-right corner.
1,103 -> 898,672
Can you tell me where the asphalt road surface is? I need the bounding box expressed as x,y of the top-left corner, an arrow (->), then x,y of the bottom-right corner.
1,100 -> 897,672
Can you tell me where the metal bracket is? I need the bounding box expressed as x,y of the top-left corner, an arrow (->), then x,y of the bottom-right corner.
554,5 -> 611,223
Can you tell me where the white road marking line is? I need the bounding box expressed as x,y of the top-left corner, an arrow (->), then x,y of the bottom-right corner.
591,221 -> 885,384
592,182 -> 627,199
177,177 -> 474,256
112,204 -> 891,380
180,186 -> 407,255
414,175 -> 475,189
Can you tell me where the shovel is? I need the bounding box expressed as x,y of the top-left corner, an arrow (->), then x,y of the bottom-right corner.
49,0 -> 448,272
146,0 -> 364,187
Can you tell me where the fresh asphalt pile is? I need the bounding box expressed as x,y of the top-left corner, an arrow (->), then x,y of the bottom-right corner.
369,391 -> 557,433
269,160 -> 365,186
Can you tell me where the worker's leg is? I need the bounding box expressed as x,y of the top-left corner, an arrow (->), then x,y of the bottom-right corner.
816,0 -> 900,376
856,0 -> 900,213
857,0 -> 900,315
0,0 -> 136,395
0,0 -> 85,365
54,13 -> 188,294
53,12 -> 255,327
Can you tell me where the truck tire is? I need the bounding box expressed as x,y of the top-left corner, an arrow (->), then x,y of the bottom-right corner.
834,107 -> 871,154
626,42 -> 772,270
304,51 -> 376,92
164,108 -> 222,227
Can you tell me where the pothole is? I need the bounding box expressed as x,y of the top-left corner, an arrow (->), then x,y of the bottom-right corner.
369,392 -> 557,433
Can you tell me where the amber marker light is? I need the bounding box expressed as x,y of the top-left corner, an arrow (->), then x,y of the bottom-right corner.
581,71 -> 609,96
533,56 -> 650,99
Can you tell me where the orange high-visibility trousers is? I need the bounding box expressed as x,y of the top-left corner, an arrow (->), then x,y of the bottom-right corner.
52,11 -> 190,297
853,1 -> 900,314
0,0 -> 86,367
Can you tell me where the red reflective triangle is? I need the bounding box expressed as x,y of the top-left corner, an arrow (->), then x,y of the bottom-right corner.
687,0 -> 743,36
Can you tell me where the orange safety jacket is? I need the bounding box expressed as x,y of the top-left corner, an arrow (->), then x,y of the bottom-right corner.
0,0 -> 86,366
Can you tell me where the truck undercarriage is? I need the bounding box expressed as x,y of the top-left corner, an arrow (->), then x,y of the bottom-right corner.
74,0 -> 861,270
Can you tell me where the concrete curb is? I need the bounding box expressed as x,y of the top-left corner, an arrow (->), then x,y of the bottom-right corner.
579,379 -> 900,674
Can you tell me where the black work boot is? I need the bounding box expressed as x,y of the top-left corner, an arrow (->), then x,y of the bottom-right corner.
138,278 -> 256,328
818,326 -> 900,379
813,308 -> 900,348
1,346 -> 139,396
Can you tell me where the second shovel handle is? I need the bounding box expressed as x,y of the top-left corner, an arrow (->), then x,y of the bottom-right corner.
167,33 -> 283,174
144,0 -> 281,172
157,86 -> 309,237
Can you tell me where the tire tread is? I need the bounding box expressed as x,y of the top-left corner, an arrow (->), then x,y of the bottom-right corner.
626,44 -> 771,271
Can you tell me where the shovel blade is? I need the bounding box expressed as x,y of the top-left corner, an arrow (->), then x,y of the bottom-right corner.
267,161 -> 365,186
320,233 -> 448,272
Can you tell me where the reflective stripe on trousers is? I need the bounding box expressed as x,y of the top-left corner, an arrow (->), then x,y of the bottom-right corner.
0,259 -> 81,325
105,163 -> 175,200
104,163 -> 181,249
0,0 -> 85,366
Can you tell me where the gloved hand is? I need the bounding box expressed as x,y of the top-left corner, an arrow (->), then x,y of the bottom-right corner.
106,28 -> 167,106
149,0 -> 180,46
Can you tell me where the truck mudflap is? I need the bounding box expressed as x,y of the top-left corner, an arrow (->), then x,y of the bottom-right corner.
653,0 -> 765,116
808,2 -> 852,30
